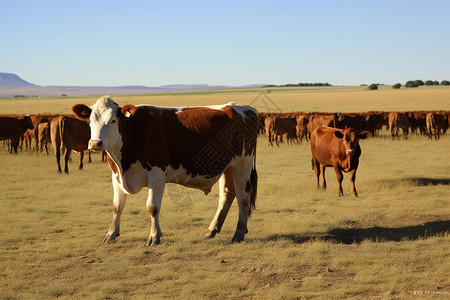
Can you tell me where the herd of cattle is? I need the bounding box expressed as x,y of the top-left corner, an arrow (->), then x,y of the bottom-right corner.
0,113 -> 100,173
0,110 -> 449,171
260,110 -> 449,145
1,100 -> 449,244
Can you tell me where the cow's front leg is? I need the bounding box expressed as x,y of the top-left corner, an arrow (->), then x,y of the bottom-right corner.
333,165 -> 344,196
146,169 -> 166,246
103,175 -> 127,243
349,169 -> 358,197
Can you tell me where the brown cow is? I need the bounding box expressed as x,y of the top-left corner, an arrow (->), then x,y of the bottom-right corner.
337,113 -> 366,132
36,121 -> 51,154
310,126 -> 370,197
365,112 -> 387,137
51,115 -> 90,173
265,114 -> 297,146
388,112 -> 409,139
295,114 -> 309,142
0,115 -> 34,153
307,113 -> 338,134
426,112 -> 448,140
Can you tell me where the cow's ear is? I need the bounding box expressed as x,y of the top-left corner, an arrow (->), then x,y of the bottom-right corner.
333,131 -> 344,139
72,104 -> 92,121
357,131 -> 371,139
119,105 -> 137,118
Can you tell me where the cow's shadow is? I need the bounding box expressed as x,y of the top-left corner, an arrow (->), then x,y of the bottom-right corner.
402,177 -> 450,186
264,220 -> 450,244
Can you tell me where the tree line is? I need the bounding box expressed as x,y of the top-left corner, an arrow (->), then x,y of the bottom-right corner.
368,80 -> 450,90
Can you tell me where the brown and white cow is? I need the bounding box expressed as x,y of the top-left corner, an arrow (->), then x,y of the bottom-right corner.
50,115 -> 91,173
73,96 -> 258,246
310,126 -> 370,197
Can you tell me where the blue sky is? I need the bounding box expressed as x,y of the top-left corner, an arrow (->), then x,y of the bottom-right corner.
1,0 -> 449,86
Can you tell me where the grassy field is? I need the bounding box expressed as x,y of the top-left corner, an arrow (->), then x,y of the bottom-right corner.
0,86 -> 449,299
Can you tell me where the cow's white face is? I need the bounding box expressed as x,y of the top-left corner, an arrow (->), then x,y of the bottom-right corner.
73,96 -> 130,152
88,99 -> 121,151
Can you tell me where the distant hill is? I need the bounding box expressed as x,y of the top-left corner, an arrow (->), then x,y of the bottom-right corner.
0,72 -> 37,86
0,72 -> 264,97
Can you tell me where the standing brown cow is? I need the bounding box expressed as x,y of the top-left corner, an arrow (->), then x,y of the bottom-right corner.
36,122 -> 51,154
426,112 -> 448,140
388,112 -> 409,139
310,126 -> 370,197
51,116 -> 90,173
0,115 -> 34,153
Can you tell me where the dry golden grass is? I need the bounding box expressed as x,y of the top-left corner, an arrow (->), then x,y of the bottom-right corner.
0,86 -> 449,299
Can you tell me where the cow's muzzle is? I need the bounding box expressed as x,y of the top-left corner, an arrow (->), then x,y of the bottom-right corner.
89,139 -> 104,151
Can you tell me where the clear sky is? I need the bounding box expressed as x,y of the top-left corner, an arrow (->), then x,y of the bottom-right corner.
2,0 -> 450,87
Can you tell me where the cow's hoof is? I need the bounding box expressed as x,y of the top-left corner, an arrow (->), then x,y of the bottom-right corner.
146,236 -> 161,246
231,234 -> 244,243
204,229 -> 218,239
103,233 -> 118,244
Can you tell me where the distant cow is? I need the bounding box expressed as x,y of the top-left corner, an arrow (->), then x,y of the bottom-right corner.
365,112 -> 387,137
337,113 -> 366,132
36,121 -> 51,154
295,114 -> 309,142
388,112 -> 409,139
265,115 -> 297,146
0,115 -> 34,153
73,96 -> 258,245
310,126 -> 370,197
307,113 -> 338,134
51,116 -> 90,173
426,112 -> 448,140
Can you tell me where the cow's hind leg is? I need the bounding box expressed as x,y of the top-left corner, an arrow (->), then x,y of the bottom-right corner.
320,164 -> 327,189
103,176 -> 127,243
313,158 -> 321,189
146,169 -> 166,246
79,151 -> 84,170
231,157 -> 257,243
64,148 -> 71,174
205,168 -> 235,239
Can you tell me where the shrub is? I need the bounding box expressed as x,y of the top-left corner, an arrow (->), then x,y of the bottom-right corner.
433,81 -> 439,85
405,81 -> 419,88
425,80 -> 434,86
414,80 -> 424,86
392,83 -> 401,89
441,80 -> 450,85
368,84 -> 378,90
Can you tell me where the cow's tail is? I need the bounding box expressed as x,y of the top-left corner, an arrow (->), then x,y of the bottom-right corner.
248,154 -> 258,217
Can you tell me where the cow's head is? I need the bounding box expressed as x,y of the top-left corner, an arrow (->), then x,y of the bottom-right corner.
334,128 -> 370,156
72,96 -> 137,151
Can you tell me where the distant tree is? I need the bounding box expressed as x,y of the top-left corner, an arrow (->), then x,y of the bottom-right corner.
425,80 -> 434,86
405,81 -> 419,88
392,83 -> 401,89
441,80 -> 450,85
368,84 -> 378,90
414,80 -> 424,86
433,81 -> 439,85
